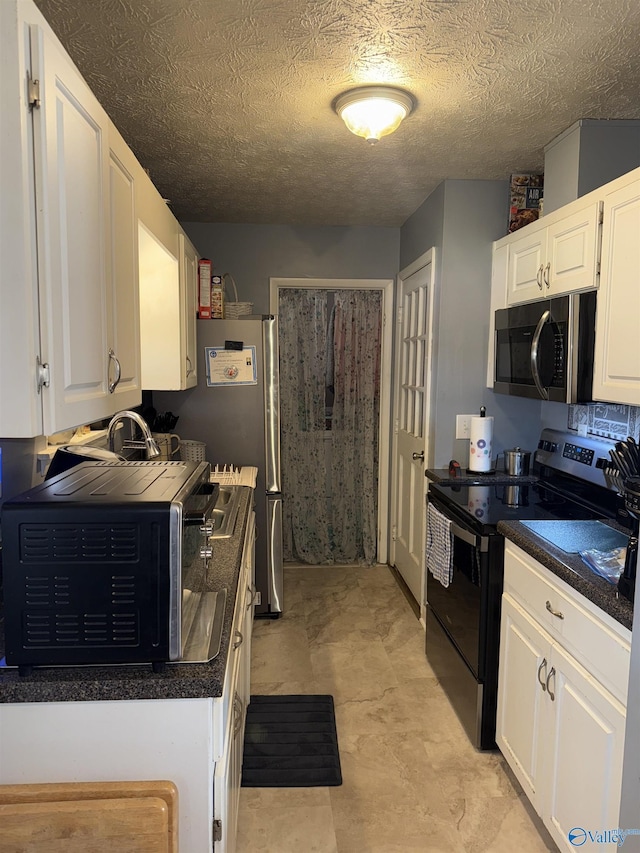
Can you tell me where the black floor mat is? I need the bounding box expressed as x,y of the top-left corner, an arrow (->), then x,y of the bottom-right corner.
241,695 -> 342,787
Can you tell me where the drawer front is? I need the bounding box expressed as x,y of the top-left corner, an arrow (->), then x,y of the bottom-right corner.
504,543 -> 631,704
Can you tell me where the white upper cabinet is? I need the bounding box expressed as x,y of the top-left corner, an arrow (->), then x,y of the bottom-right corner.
106,125 -> 142,408
0,0 -> 141,437
180,232 -> 199,388
136,169 -> 198,392
506,196 -> 602,305
592,169 -> 640,406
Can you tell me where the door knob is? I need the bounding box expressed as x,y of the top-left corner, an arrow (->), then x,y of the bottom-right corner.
412,451 -> 425,461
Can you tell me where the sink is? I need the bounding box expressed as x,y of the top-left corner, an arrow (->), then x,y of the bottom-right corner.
178,588 -> 227,663
208,485 -> 241,538
521,520 -> 628,554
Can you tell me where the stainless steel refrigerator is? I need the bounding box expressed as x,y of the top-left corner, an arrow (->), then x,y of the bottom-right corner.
158,316 -> 283,616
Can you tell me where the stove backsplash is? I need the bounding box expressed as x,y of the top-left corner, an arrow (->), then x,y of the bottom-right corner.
568,403 -> 640,442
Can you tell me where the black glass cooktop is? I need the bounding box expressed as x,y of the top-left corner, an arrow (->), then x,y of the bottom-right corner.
428,480 -> 601,530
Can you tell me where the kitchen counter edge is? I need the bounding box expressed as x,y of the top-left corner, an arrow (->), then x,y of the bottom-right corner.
497,519 -> 633,632
0,488 -> 253,704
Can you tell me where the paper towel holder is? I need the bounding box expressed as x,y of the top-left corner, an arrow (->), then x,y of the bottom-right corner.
467,406 -> 496,475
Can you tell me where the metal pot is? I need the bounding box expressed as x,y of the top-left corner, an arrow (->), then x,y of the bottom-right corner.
503,447 -> 531,476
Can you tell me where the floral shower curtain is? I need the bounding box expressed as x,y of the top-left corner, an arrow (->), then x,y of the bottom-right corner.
279,287 -> 382,565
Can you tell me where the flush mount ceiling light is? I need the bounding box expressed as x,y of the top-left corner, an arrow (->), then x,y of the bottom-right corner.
334,86 -> 415,144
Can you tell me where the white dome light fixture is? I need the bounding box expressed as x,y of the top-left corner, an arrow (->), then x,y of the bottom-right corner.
334,86 -> 415,144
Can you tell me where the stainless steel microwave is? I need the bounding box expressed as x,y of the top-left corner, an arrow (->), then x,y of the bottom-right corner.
494,291 -> 596,403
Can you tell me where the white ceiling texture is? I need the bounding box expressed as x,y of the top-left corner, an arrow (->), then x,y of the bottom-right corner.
34,0 -> 640,227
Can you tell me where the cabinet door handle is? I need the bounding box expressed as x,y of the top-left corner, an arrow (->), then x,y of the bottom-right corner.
537,657 -> 547,691
536,265 -> 544,290
543,262 -> 551,289
233,629 -> 244,650
233,692 -> 244,737
108,349 -> 121,393
546,666 -> 556,701
545,600 -> 564,619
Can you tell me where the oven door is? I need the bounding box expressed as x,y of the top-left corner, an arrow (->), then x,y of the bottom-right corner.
426,494 -> 490,680
425,490 -> 505,748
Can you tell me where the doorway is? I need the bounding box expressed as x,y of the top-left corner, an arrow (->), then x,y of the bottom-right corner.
270,278 -> 393,565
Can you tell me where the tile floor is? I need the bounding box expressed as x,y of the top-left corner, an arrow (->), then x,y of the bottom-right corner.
236,564 -> 557,852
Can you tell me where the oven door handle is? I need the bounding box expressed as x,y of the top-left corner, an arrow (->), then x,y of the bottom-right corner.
450,518 -> 489,553
530,309 -> 550,400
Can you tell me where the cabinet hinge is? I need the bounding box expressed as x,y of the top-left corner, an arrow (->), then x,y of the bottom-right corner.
212,819 -> 222,844
598,200 -> 604,225
391,525 -> 398,541
27,71 -> 41,109
397,304 -> 403,324
596,260 -> 601,276
254,590 -> 262,606
36,356 -> 50,393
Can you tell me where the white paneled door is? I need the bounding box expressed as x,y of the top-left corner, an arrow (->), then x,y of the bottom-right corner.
390,250 -> 436,606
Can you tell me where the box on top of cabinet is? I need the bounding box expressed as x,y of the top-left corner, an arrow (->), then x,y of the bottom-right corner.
509,174 -> 544,233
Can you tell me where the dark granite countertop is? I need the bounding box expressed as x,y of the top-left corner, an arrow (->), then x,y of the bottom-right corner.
426,468 -> 538,485
0,488 -> 252,704
497,519 -> 634,632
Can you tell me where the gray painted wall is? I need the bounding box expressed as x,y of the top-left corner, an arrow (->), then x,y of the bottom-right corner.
181,222 -> 400,313
400,178 -> 544,468
543,119 -> 640,214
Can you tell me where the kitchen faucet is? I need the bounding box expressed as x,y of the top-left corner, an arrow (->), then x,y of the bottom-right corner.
107,410 -> 161,459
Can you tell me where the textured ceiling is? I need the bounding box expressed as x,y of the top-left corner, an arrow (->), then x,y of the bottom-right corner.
34,0 -> 640,226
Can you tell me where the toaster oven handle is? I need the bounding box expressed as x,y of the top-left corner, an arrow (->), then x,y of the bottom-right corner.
183,482 -> 220,526
530,309 -> 550,400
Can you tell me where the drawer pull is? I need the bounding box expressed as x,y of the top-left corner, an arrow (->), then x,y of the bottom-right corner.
537,658 -> 548,691
545,600 -> 564,619
546,666 -> 556,701
233,692 -> 244,737
233,629 -> 244,650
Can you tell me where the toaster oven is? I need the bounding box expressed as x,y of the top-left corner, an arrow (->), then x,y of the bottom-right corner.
1,460 -> 223,673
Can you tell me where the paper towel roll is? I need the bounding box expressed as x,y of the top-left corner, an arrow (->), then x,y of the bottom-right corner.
469,416 -> 494,472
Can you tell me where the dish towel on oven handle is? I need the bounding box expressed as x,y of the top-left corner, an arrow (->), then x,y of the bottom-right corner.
426,501 -> 454,588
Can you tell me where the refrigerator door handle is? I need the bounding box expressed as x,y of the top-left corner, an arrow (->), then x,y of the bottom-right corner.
267,494 -> 283,613
264,317 -> 281,493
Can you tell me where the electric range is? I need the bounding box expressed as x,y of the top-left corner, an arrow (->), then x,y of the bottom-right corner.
425,427 -> 631,749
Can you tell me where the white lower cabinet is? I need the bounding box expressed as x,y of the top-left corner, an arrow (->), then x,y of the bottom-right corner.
214,510 -> 256,852
497,544 -> 630,853
0,510 -> 257,852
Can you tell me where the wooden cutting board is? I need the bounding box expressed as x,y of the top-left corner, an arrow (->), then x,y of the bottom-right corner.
0,781 -> 178,853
